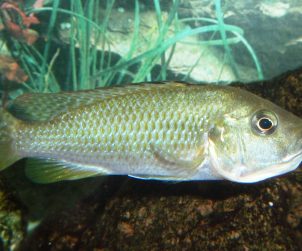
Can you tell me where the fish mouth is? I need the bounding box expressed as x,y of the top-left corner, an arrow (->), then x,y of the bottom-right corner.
223,149 -> 302,183
209,137 -> 302,183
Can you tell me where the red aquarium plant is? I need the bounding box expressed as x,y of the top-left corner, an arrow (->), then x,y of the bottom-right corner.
0,0 -> 41,45
0,0 -> 44,106
0,54 -> 28,83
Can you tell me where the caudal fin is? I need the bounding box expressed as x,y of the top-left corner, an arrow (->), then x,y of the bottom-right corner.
0,108 -> 21,170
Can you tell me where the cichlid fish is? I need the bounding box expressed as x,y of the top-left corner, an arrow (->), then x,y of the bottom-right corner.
0,82 -> 301,183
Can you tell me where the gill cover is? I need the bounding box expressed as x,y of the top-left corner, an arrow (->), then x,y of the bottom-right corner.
207,123 -> 250,182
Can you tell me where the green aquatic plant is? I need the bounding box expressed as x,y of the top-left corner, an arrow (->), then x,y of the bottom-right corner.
1,0 -> 263,97
89,0 -> 263,85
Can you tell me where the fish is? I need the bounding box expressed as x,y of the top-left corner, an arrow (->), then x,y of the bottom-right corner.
0,82 -> 301,184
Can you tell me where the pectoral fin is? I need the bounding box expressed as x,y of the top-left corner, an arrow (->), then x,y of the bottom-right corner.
26,158 -> 110,183
144,145 -> 206,180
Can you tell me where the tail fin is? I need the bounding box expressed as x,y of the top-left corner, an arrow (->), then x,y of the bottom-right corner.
0,108 -> 21,170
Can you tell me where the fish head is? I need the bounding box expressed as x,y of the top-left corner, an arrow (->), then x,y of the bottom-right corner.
208,91 -> 302,183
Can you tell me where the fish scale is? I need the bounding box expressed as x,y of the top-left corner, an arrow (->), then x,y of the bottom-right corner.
15,86 -> 209,169
0,82 -> 300,183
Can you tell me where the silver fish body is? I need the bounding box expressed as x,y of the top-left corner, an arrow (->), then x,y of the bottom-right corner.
0,82 -> 301,183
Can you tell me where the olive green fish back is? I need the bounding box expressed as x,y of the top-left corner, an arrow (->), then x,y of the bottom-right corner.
8,82 -> 187,122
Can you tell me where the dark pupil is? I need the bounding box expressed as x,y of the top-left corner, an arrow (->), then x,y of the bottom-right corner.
259,118 -> 272,130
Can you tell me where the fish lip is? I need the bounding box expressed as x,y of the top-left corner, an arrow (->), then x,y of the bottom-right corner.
283,148 -> 302,163
208,137 -> 302,183
211,148 -> 302,183
232,149 -> 302,183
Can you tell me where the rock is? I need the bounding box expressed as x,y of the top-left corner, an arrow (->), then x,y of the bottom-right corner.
234,68 -> 302,117
0,177 -> 26,251
178,0 -> 302,80
20,177 -> 302,250
56,2 -> 248,83
96,179 -> 300,250
55,0 -> 302,84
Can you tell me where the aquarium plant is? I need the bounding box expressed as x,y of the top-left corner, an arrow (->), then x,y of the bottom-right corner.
0,0 -> 262,100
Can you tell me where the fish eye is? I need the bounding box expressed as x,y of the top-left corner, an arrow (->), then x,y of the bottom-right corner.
251,110 -> 278,135
258,117 -> 273,130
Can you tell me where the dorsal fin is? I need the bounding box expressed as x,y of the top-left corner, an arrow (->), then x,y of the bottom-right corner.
8,82 -> 188,122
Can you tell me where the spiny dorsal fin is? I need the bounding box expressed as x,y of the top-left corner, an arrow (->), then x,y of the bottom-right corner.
9,82 -> 188,122
25,158 -> 111,183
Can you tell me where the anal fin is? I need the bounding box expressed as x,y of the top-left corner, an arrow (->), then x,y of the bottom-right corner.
128,174 -> 187,181
26,158 -> 110,184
